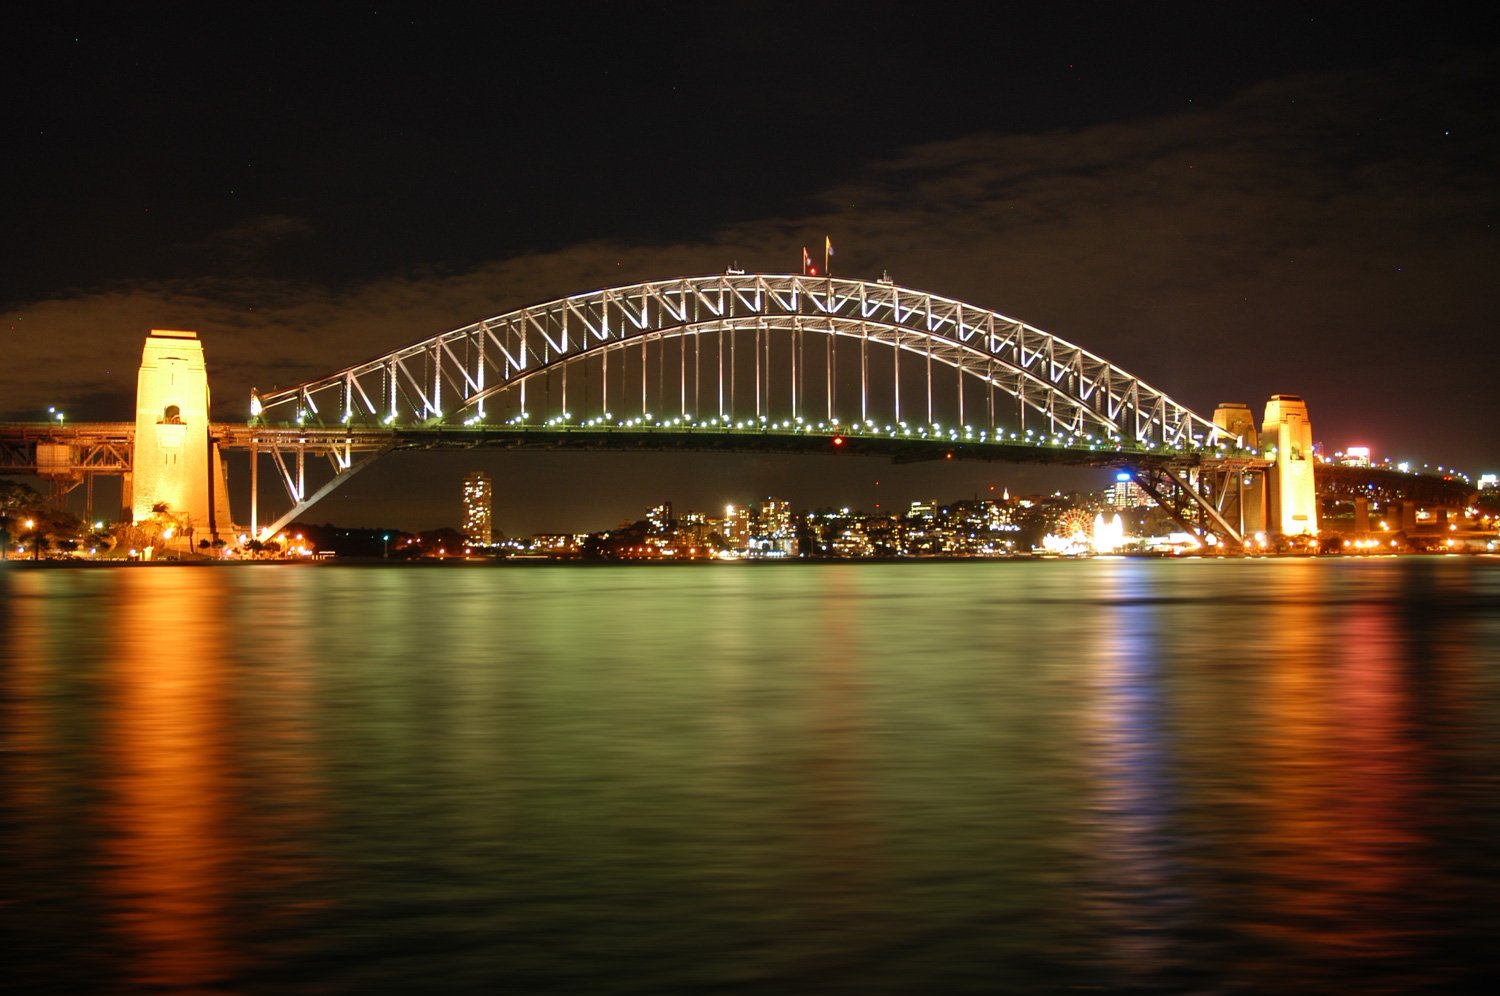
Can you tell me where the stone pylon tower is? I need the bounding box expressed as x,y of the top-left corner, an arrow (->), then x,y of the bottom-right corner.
1261,394 -> 1318,537
1211,402 -> 1259,450
126,330 -> 234,537
1212,402 -> 1266,535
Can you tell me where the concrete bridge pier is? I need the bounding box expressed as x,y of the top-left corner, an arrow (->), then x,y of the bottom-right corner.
1399,501 -> 1419,533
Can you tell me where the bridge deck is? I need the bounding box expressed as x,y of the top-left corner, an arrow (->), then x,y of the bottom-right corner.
0,420 -> 1470,506
217,422 -> 1246,468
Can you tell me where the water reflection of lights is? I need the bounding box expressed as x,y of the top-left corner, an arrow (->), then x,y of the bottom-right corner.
1083,561 -> 1191,987
105,570 -> 238,990
1240,566 -> 1441,988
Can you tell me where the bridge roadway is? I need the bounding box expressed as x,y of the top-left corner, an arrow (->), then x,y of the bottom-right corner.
3,418 -> 1244,469
3,417 -> 1268,542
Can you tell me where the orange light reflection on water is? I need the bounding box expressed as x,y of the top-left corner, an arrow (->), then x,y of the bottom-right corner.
1242,565 -> 1439,986
787,568 -> 883,957
4,576 -> 57,861
104,569 -> 240,991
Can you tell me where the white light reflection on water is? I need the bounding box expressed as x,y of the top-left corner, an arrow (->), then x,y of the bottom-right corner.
3,558 -> 1500,993
1080,561 -> 1194,989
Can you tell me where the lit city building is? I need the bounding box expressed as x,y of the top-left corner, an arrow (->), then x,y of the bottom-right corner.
899,499 -> 938,555
1108,472 -> 1150,508
722,504 -> 752,549
462,470 -> 493,547
748,497 -> 797,558
675,510 -> 713,550
830,518 -> 875,558
530,533 -> 581,555
646,502 -> 673,534
759,498 -> 793,536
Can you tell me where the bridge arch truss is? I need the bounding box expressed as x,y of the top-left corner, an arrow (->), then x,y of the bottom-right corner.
254,274 -> 1231,451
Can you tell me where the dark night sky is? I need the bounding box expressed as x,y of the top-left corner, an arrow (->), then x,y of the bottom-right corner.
4,3 -> 1499,532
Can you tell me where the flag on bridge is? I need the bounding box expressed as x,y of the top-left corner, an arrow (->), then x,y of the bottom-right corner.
802,246 -> 811,275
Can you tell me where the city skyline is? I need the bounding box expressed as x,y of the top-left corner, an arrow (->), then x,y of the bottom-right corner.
3,6 -> 1497,531
270,466 -> 1494,561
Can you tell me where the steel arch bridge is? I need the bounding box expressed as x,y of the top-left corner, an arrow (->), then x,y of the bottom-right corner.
246,273 -> 1261,543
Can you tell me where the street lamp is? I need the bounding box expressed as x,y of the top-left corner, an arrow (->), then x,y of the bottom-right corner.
383,534 -> 390,558
24,518 -> 38,561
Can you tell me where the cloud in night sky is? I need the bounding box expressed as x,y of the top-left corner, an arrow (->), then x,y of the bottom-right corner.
3,54 -> 1496,527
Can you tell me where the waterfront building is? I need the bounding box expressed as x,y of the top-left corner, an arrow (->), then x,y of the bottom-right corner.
530,533 -> 581,555
829,518 -> 875,558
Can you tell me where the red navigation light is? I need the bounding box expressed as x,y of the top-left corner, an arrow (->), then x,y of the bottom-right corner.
808,265 -> 818,275
832,435 -> 844,447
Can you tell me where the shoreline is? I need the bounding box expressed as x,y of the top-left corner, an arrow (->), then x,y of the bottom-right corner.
4,552 -> 1496,568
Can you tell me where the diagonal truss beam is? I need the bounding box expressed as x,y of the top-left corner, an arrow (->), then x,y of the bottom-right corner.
1132,463 -> 1245,550
256,444 -> 394,541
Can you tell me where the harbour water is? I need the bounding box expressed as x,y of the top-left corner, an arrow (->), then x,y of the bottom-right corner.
4,557 -> 1500,993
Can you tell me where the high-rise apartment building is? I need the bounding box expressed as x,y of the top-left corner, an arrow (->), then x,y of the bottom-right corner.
646,502 -> 673,534
462,470 -> 493,547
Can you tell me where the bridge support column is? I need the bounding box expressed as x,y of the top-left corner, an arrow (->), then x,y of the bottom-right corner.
1354,497 -> 1370,534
